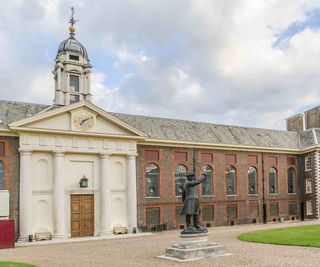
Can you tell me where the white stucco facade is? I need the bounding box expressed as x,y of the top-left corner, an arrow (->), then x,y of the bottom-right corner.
10,102 -> 146,241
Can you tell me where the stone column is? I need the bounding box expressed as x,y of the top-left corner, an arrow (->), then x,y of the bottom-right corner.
57,67 -> 61,91
127,154 -> 138,232
53,151 -> 67,239
100,154 -> 112,235
18,149 -> 33,242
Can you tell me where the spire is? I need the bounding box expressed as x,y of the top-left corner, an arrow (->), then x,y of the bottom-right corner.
69,7 -> 77,35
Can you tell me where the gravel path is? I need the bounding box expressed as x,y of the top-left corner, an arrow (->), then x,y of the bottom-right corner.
0,220 -> 319,267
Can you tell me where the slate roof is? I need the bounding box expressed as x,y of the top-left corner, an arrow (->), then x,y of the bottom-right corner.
0,100 -> 49,129
316,129 -> 320,144
299,129 -> 315,148
0,99 -> 315,150
110,112 -> 300,149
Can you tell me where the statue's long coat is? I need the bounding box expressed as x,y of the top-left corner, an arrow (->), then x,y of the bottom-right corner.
181,179 -> 202,215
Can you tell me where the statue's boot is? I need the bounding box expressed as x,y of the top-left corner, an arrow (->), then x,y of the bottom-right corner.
194,215 -> 201,228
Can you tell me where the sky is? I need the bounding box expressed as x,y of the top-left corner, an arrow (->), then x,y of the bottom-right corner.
1,0 -> 320,130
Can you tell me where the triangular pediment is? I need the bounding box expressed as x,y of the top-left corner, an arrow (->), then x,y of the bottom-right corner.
9,101 -> 147,138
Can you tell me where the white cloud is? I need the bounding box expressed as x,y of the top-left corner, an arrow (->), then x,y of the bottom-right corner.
1,0 -> 320,129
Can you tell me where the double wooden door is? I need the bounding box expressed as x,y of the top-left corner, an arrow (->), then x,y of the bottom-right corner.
71,195 -> 94,237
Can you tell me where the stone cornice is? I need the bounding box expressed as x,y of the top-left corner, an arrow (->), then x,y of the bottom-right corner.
9,126 -> 146,140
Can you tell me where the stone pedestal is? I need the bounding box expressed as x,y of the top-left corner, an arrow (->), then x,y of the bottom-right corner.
158,232 -> 230,262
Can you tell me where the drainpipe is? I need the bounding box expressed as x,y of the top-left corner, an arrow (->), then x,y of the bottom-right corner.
262,152 -> 267,224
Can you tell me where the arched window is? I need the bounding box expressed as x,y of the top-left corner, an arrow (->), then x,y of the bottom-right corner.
0,161 -> 4,190
248,167 -> 257,194
226,166 -> 236,195
288,168 -> 296,193
175,164 -> 187,196
146,164 -> 160,197
269,167 -> 278,194
202,165 -> 213,195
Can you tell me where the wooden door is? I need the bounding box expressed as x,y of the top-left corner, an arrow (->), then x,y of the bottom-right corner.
71,195 -> 94,237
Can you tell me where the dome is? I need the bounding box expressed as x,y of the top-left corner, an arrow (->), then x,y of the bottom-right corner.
57,33 -> 88,60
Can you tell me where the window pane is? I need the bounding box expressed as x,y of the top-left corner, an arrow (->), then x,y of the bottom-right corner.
305,156 -> 311,171
70,94 -> 80,104
175,165 -> 187,196
202,165 -> 212,195
306,201 -> 313,215
226,166 -> 236,195
175,207 -> 184,225
70,75 -> 79,92
146,164 -> 160,197
248,167 -> 257,194
0,161 -> 4,190
288,168 -> 295,193
202,205 -> 214,221
269,168 -> 278,194
306,179 -> 312,193
146,208 -> 160,225
69,55 -> 79,61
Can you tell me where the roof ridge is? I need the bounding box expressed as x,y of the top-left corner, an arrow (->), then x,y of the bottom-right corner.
110,111 -> 295,134
0,99 -> 49,106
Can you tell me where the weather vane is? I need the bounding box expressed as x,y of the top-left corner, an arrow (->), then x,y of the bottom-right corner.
69,7 -> 77,33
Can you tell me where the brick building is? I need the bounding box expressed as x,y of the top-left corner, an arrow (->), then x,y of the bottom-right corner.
112,113 -> 320,229
0,13 -> 320,241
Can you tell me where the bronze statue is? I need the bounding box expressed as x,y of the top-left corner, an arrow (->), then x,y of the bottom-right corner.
181,172 -> 208,234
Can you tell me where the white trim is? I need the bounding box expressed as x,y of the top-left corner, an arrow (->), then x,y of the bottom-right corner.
8,101 -> 147,138
306,179 -> 312,194
139,140 -> 302,154
0,128 -> 19,136
306,200 -> 313,216
305,156 -> 312,171
10,126 -> 146,140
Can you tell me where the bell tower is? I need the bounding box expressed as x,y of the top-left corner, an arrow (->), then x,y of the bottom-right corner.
53,7 -> 92,106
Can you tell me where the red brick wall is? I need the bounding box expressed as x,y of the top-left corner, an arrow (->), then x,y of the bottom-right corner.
0,136 -> 20,239
136,145 -> 301,228
303,152 -> 317,219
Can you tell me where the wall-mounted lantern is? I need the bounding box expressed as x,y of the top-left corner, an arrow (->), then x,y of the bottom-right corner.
79,175 -> 88,188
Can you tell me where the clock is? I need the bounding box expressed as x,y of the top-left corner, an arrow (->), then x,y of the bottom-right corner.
73,111 -> 95,131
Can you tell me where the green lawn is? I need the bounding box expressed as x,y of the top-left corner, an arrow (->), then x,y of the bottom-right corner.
0,262 -> 36,267
238,224 -> 320,247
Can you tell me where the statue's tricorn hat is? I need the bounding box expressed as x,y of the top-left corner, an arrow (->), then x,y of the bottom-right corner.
185,172 -> 195,177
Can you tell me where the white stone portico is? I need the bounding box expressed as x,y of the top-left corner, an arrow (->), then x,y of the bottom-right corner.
9,101 -> 146,241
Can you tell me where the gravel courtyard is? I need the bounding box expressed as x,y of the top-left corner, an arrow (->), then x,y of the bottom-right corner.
1,220 -> 319,267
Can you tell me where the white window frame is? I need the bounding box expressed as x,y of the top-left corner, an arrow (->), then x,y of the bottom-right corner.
69,74 -> 80,92
305,156 -> 312,171
306,179 -> 312,194
306,200 -> 313,215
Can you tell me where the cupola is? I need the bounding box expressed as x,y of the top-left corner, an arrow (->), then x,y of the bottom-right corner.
53,7 -> 92,106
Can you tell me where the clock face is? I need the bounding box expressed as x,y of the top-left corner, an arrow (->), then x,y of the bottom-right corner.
73,111 -> 95,131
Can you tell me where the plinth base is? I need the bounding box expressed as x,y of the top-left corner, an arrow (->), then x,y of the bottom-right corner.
158,232 -> 230,262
